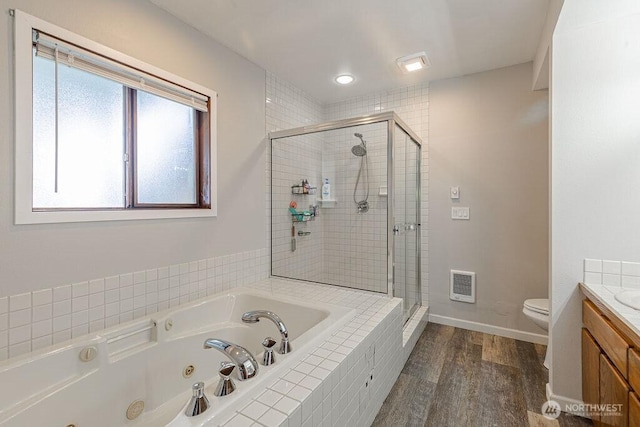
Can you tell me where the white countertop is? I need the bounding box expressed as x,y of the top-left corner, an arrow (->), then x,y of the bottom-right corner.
581,282 -> 640,339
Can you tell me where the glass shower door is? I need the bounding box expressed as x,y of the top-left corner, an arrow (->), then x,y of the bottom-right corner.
393,125 -> 421,323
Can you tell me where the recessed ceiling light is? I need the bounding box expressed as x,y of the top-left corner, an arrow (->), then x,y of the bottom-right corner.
396,52 -> 431,74
335,74 -> 354,85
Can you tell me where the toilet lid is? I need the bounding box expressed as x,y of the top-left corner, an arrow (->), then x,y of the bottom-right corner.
524,298 -> 549,314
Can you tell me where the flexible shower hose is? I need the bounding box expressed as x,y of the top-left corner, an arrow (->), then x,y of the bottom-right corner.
353,152 -> 370,208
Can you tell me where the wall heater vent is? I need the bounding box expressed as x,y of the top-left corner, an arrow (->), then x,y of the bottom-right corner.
450,270 -> 476,303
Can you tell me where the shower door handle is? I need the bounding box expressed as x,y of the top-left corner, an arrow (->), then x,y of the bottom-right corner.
393,225 -> 400,235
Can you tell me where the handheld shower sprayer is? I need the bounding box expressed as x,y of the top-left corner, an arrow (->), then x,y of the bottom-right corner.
351,132 -> 369,213
351,133 -> 367,156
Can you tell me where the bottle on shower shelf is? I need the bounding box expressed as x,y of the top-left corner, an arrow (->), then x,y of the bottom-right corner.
322,178 -> 331,200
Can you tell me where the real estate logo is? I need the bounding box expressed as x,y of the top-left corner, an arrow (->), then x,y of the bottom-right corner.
541,400 -> 561,419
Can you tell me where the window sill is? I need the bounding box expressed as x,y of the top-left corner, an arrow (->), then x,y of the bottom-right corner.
15,207 -> 217,225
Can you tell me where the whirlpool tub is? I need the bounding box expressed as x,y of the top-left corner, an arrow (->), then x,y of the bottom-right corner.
0,288 -> 355,426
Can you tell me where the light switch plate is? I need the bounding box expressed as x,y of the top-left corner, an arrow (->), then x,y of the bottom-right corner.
450,186 -> 460,200
451,207 -> 470,220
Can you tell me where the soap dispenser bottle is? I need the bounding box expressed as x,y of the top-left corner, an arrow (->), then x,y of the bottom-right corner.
322,178 -> 331,200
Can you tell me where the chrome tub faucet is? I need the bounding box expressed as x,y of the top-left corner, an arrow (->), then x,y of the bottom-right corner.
241,310 -> 292,354
203,338 -> 259,381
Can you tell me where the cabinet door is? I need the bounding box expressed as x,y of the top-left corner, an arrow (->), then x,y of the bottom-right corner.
583,329 -> 601,425
600,354 -> 629,427
630,392 -> 640,427
628,348 -> 640,392
584,300 -> 630,379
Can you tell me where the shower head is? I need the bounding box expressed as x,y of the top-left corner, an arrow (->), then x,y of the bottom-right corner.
351,133 -> 367,156
351,144 -> 367,156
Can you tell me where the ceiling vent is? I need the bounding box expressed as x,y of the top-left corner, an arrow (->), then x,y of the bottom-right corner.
450,270 -> 476,303
396,51 -> 431,73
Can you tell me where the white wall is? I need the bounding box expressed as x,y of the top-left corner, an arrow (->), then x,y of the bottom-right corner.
428,63 -> 549,336
532,0 -> 564,90
0,0 -> 266,296
551,0 -> 640,403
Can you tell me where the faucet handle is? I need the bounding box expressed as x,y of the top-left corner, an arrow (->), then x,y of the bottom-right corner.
214,362 -> 236,397
185,381 -> 210,417
262,337 -> 277,366
279,337 -> 292,355
219,361 -> 235,378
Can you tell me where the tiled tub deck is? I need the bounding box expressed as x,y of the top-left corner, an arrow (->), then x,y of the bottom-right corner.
219,278 -> 413,427
0,277 -> 426,427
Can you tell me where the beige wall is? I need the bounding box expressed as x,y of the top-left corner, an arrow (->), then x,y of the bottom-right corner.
0,0 -> 266,296
428,62 -> 549,335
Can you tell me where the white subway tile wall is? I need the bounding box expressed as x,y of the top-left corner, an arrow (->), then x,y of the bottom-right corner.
271,134 -> 325,282
325,84 -> 429,310
321,123 -> 388,292
0,248 -> 269,361
266,73 -> 429,306
584,258 -> 640,290
266,71 -> 325,285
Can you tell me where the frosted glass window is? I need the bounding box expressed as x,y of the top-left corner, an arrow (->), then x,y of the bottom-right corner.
32,56 -> 125,208
136,91 -> 197,205
17,16 -> 215,223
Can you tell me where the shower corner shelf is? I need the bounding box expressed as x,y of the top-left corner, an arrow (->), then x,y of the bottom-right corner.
291,212 -> 315,223
291,185 -> 317,195
319,199 -> 337,208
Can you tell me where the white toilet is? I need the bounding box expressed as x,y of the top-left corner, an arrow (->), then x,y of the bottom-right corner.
523,298 -> 550,369
523,298 -> 549,331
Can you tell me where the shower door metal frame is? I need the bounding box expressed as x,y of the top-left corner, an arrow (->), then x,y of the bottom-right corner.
269,112 -> 421,304
390,121 -> 422,320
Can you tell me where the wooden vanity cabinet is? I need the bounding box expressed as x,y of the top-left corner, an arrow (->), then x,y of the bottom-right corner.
600,353 -> 629,427
630,390 -> 640,427
583,329 -> 601,424
581,298 -> 636,427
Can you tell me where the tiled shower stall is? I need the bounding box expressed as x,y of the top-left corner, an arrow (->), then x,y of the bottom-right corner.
266,71 -> 429,315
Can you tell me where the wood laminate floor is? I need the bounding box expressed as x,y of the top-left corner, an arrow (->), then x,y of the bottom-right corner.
372,324 -> 593,427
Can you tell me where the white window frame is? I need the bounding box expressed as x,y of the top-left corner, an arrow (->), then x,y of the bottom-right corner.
13,10 -> 218,224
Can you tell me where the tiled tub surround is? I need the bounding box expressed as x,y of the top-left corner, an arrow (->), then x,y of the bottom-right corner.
0,248 -> 269,361
0,278 -> 411,427
220,278 -> 407,427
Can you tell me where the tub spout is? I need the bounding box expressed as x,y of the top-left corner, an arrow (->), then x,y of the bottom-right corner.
241,310 -> 292,354
203,338 -> 258,381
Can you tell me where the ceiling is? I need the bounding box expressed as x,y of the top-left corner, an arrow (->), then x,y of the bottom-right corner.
149,0 -> 550,103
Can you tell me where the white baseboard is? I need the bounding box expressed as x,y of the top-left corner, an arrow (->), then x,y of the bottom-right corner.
546,383 -> 589,418
428,314 -> 548,345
